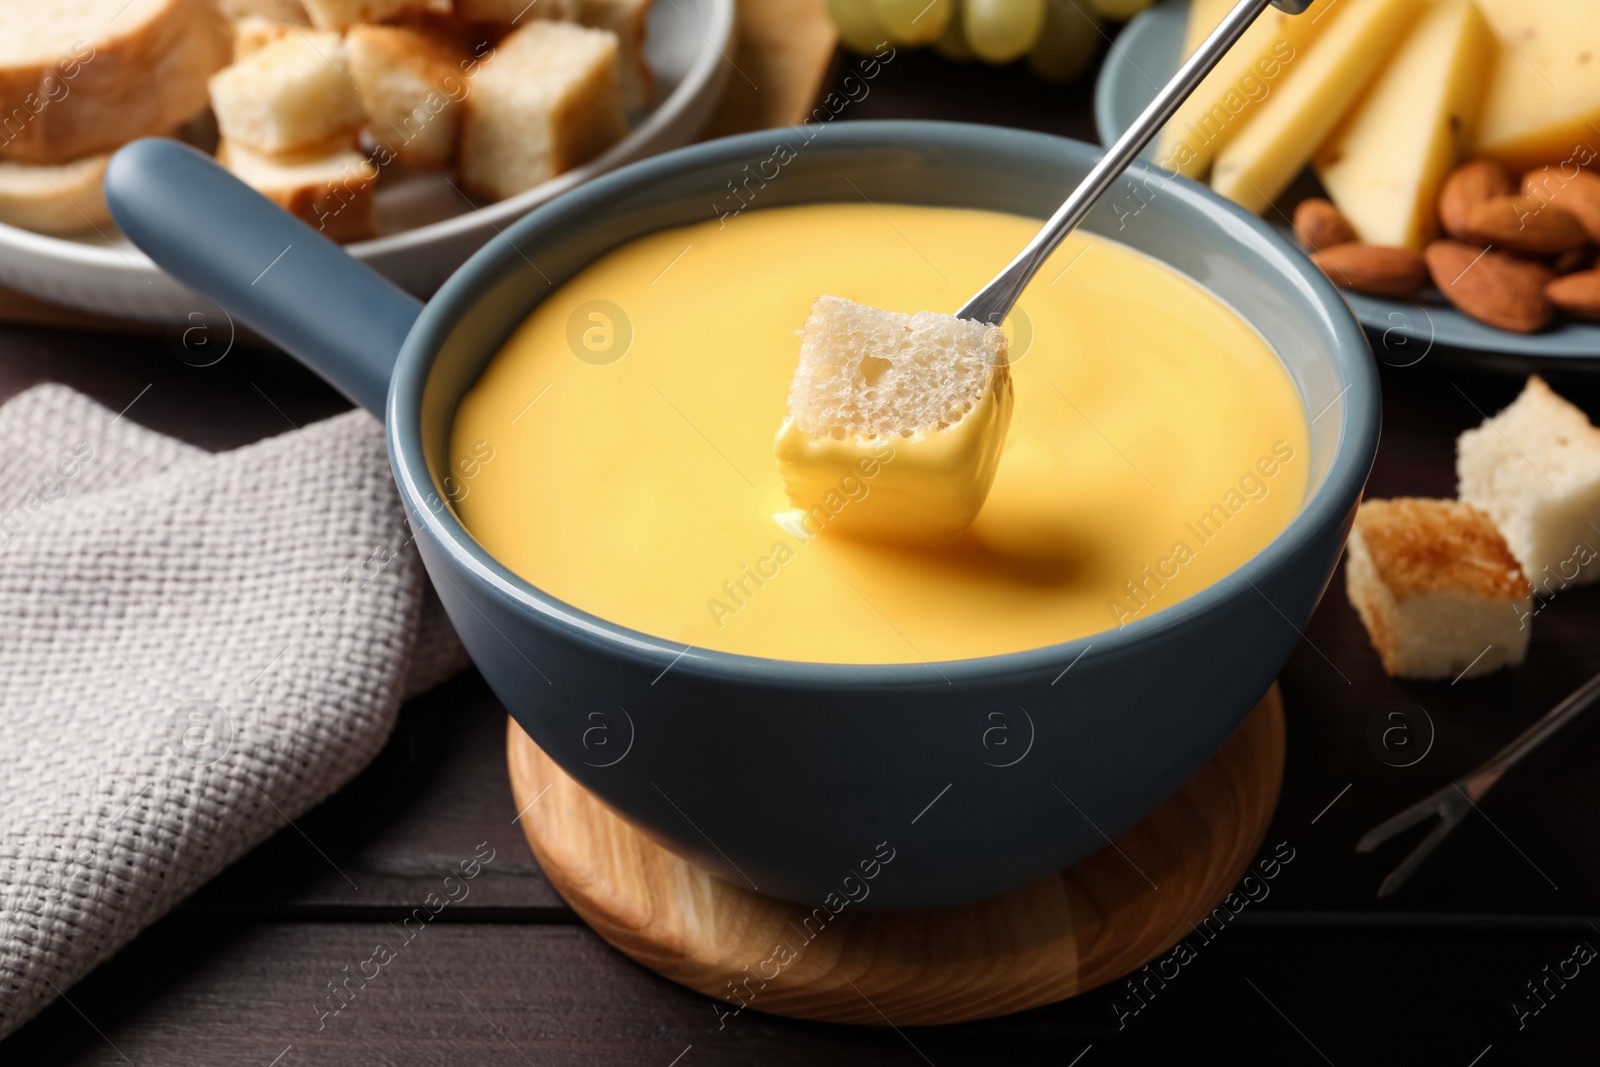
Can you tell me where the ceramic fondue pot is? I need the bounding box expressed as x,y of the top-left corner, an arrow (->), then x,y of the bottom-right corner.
106,121 -> 1378,910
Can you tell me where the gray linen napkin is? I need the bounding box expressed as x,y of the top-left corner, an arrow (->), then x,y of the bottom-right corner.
0,384 -> 467,1038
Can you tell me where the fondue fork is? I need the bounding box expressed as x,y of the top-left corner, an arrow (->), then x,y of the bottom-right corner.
1356,667 -> 1600,897
958,0 -> 1315,326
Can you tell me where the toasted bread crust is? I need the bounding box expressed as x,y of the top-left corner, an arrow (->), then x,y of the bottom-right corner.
0,152 -> 110,232
1353,497 -> 1528,601
0,0 -> 229,164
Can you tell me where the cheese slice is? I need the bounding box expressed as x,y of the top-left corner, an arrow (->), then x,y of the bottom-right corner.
1314,0 -> 1494,250
1472,0 -> 1600,174
1180,0 -> 1234,56
1211,0 -> 1426,215
1153,0 -> 1328,179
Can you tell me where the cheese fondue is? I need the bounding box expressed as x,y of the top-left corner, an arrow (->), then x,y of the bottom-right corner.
450,203 -> 1309,664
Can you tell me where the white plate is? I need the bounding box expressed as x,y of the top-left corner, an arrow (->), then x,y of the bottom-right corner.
1096,0 -> 1600,364
0,0 -> 735,324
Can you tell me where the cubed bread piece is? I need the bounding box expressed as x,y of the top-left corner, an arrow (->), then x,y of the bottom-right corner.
458,20 -> 626,200
347,23 -> 466,169
787,296 -> 1008,439
208,31 -> 367,155
456,0 -> 577,23
1457,376 -> 1600,591
299,0 -> 449,31
0,152 -> 110,233
773,297 -> 1013,545
577,0 -> 653,111
1345,498 -> 1532,680
0,0 -> 231,164
216,0 -> 309,21
217,136 -> 377,242
233,15 -> 296,59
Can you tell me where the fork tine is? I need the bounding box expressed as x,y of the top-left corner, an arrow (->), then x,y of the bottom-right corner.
1376,814 -> 1461,898
1355,785 -> 1451,853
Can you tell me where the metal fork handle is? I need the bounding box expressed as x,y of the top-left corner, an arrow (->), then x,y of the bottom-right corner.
958,0 -> 1296,324
1460,664 -> 1600,800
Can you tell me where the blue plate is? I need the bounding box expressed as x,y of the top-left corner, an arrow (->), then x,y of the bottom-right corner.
1095,0 -> 1600,363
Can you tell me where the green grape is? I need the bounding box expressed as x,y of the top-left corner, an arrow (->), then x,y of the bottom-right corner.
933,0 -> 974,61
1027,0 -> 1101,82
828,0 -> 891,53
1086,0 -> 1154,19
871,0 -> 954,45
963,0 -> 1047,64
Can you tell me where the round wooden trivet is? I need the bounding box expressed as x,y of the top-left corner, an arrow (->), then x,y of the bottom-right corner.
508,685 -> 1284,1026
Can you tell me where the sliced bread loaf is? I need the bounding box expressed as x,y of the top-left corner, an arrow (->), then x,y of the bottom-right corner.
0,0 -> 229,163
0,152 -> 110,232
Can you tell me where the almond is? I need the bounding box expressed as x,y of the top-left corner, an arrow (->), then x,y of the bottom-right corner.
1439,159 -> 1514,241
1547,270 -> 1600,322
1522,167 -> 1600,244
1425,240 -> 1554,333
1312,243 -> 1428,299
1464,195 -> 1590,256
1294,198 -> 1358,253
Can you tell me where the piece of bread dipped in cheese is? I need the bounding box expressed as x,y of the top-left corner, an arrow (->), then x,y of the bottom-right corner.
774,295 -> 1013,546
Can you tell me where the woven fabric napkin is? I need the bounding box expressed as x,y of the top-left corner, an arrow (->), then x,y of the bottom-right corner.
0,383 -> 467,1038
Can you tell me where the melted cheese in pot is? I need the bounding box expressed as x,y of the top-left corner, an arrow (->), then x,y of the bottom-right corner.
451,203 -> 1309,664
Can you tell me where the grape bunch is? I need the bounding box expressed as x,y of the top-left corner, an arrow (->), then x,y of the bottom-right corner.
828,0 -> 1156,81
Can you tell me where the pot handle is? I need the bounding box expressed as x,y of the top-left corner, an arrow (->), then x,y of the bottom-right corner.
105,138 -> 421,417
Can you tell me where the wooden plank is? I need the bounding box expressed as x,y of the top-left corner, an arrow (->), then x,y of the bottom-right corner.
5,917 -> 1593,1062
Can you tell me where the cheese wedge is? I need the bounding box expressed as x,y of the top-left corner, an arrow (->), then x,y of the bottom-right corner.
1472,0 -> 1600,174
1153,0 -> 1327,179
1211,0 -> 1425,215
1314,0 -> 1494,250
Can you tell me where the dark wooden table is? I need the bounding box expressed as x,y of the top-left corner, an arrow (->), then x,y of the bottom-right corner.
5,45 -> 1599,1067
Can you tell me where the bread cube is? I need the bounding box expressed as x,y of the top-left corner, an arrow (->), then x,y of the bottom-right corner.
1458,376 -> 1600,592
458,21 -> 627,200
209,32 -> 367,155
0,154 -> 111,233
773,296 -> 1013,545
456,0 -> 577,23
217,137 -> 378,242
216,0 -> 309,21
786,296 -> 1009,440
578,0 -> 653,111
299,0 -> 449,31
233,15 -> 296,59
346,24 -> 467,169
1345,498 -> 1531,680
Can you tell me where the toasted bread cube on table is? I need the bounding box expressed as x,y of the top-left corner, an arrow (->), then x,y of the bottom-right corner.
1458,377 -> 1600,590
456,0 -> 577,22
299,0 -> 449,30
0,0 -> 230,164
347,24 -> 466,169
218,137 -> 378,242
209,31 -> 367,155
0,153 -> 111,233
1345,498 -> 1531,680
578,0 -> 654,111
459,21 -> 626,200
